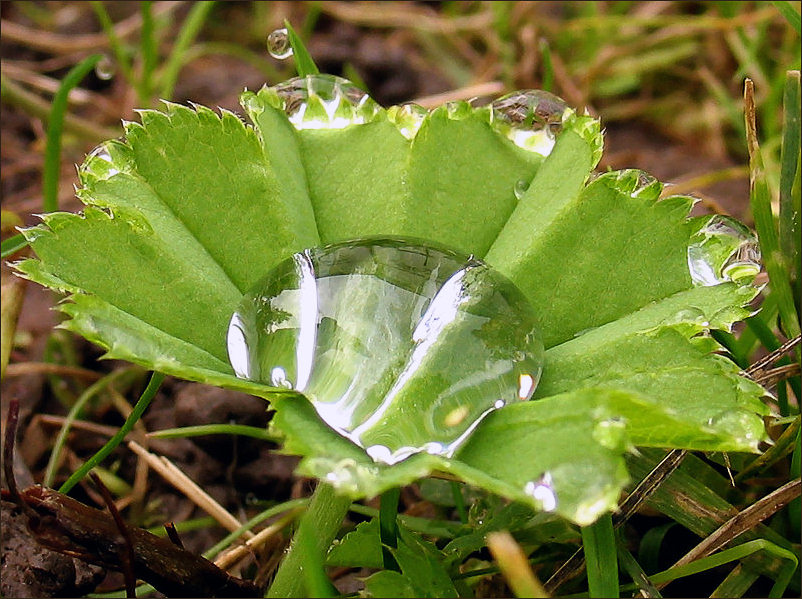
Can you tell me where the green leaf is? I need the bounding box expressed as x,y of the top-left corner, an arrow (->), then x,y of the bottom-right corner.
17,76 -> 769,524
326,518 -> 384,569
363,525 -> 459,598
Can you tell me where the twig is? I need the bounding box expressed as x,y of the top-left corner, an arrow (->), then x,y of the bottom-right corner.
91,472 -> 137,598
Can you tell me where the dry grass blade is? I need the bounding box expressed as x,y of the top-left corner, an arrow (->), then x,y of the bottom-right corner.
0,2 -> 182,54
318,1 -> 492,32
3,362 -> 103,381
213,509 -> 301,571
413,81 -> 505,109
127,440 -> 254,539
743,335 -> 801,378
487,530 -> 550,598
665,478 -> 801,576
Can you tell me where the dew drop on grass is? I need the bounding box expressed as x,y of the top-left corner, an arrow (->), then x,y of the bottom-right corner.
228,237 -> 544,465
266,27 -> 293,59
687,215 -> 761,287
491,90 -> 570,155
94,55 -> 116,81
270,74 -> 382,130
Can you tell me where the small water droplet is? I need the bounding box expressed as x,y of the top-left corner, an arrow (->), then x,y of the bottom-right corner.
387,103 -> 428,140
592,417 -> 628,451
228,237 -> 544,465
491,90 -> 569,155
269,74 -> 382,130
706,409 -> 762,447
688,215 -> 761,287
266,27 -> 292,59
78,139 -> 133,184
524,472 -> 557,512
94,55 -> 116,81
513,179 -> 530,200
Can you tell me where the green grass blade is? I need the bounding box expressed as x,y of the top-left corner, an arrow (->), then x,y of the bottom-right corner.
139,1 -> 157,103
745,79 -> 801,339
581,513 -> 619,598
772,1 -> 802,33
59,371 -> 164,493
644,539 -> 798,598
43,368 -> 134,488
779,70 -> 801,307
616,530 -> 662,598
89,2 -> 135,86
158,1 -> 216,100
284,19 -> 320,77
43,54 -> 103,214
202,498 -> 308,560
1,233 -> 28,259
710,563 -> 760,598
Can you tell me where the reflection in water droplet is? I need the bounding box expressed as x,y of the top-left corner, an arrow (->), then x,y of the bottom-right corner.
78,139 -> 133,184
491,90 -> 569,155
269,74 -> 382,130
524,472 -> 557,511
387,103 -> 428,140
267,27 -> 293,59
228,237 -> 544,465
688,215 -> 761,287
514,179 -> 530,200
94,55 -> 116,81
592,417 -> 628,451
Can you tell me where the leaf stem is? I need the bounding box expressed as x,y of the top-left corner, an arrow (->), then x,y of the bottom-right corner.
581,513 -> 619,598
267,482 -> 350,598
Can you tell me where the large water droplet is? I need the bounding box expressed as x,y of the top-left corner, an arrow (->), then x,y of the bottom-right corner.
267,27 -> 292,59
268,74 -> 382,130
387,103 -> 428,140
687,215 -> 761,287
94,55 -> 116,81
228,237 -> 544,465
491,90 -> 570,155
524,472 -> 557,512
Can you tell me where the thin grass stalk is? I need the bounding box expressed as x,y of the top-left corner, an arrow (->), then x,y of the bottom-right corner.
43,53 -> 103,213
636,539 -> 798,598
379,487 -> 402,570
148,423 -> 281,442
89,2 -> 136,87
43,368 -> 132,488
59,371 -> 164,493
158,1 -> 217,100
139,1 -> 157,104
581,513 -> 618,598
